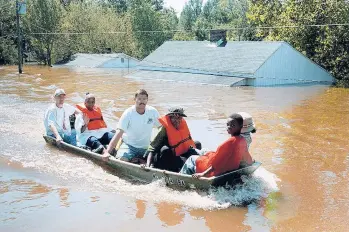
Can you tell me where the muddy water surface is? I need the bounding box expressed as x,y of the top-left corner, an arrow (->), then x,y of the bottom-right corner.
0,66 -> 348,231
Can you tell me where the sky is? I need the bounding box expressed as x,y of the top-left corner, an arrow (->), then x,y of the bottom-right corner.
164,0 -> 208,15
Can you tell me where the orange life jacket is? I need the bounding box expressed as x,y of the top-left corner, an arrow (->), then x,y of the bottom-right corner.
158,115 -> 195,156
76,103 -> 107,130
196,136 -> 251,177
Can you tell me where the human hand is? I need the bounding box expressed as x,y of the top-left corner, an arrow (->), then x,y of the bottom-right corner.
56,136 -> 63,145
83,113 -> 90,125
101,153 -> 110,162
192,172 -> 205,179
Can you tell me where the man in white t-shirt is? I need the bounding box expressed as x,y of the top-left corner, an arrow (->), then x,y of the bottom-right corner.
104,89 -> 161,163
44,89 -> 81,145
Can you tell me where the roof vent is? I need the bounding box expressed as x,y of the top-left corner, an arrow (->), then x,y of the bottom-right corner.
210,30 -> 227,47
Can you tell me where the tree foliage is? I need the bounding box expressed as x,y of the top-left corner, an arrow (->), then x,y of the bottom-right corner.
24,0 -> 64,65
248,0 -> 349,86
0,0 -> 17,64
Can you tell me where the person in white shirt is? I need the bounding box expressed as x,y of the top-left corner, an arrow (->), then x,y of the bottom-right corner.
74,93 -> 115,154
104,89 -> 161,163
44,89 -> 81,145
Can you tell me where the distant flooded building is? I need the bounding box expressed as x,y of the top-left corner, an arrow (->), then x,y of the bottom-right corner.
129,41 -> 334,86
63,53 -> 139,69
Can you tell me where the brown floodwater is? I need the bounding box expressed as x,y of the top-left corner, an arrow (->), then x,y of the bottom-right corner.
0,65 -> 348,232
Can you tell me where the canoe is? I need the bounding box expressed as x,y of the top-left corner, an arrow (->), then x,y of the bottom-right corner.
43,135 -> 261,190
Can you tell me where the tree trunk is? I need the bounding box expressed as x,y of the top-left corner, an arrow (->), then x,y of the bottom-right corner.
47,47 -> 51,66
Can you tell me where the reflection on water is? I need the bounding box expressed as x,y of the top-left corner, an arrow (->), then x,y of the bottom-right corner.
0,174 -> 52,222
59,188 -> 70,207
156,202 -> 185,227
1,65 -> 348,231
190,207 -> 249,231
135,200 -> 146,219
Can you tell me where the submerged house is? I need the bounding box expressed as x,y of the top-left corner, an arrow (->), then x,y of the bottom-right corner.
129,41 -> 334,86
63,53 -> 139,68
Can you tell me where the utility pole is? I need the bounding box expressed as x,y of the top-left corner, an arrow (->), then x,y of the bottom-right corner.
16,0 -> 23,74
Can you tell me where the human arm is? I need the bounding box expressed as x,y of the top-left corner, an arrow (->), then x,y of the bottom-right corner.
81,114 -> 90,133
104,109 -> 130,155
104,129 -> 124,155
143,152 -> 154,168
64,103 -> 81,116
47,110 -> 62,144
74,114 -> 88,134
74,108 -> 82,115
142,127 -> 168,168
49,124 -> 62,144
192,166 -> 213,179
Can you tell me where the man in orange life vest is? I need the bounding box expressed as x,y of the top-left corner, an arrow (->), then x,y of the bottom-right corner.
179,113 -> 253,178
143,107 -> 199,172
75,93 -> 115,154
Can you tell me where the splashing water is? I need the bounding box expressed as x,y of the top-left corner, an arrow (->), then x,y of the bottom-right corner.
9,146 -> 280,210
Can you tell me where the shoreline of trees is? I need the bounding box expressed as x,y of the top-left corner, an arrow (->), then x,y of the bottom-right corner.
0,0 -> 348,87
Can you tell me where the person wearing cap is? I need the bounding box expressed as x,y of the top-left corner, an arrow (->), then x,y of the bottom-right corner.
104,89 -> 161,163
238,112 -> 257,151
74,93 -> 115,154
179,113 -> 253,178
142,107 -> 198,172
44,89 -> 81,145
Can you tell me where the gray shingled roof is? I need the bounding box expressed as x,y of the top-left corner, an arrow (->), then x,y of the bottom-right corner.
127,70 -> 245,86
139,41 -> 283,76
63,53 -> 139,68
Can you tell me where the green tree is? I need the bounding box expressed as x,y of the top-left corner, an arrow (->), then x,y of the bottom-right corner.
151,0 -> 164,11
247,0 -> 283,39
129,0 -> 171,58
0,0 -> 17,64
188,0 -> 253,41
56,1 -> 135,58
179,0 -> 203,30
248,0 -> 349,86
24,0 -> 64,65
105,0 -> 128,13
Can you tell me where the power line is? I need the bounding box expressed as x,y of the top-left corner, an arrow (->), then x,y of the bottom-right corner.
29,23 -> 51,33
27,23 -> 349,35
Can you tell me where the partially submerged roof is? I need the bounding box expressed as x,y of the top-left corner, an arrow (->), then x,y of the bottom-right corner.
63,53 -> 139,68
128,70 -> 245,86
139,41 -> 283,76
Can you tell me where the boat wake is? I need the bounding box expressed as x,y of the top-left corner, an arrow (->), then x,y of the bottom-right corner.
10,146 -> 279,210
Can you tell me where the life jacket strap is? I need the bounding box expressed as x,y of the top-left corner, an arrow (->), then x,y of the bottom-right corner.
170,135 -> 192,149
89,116 -> 104,122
